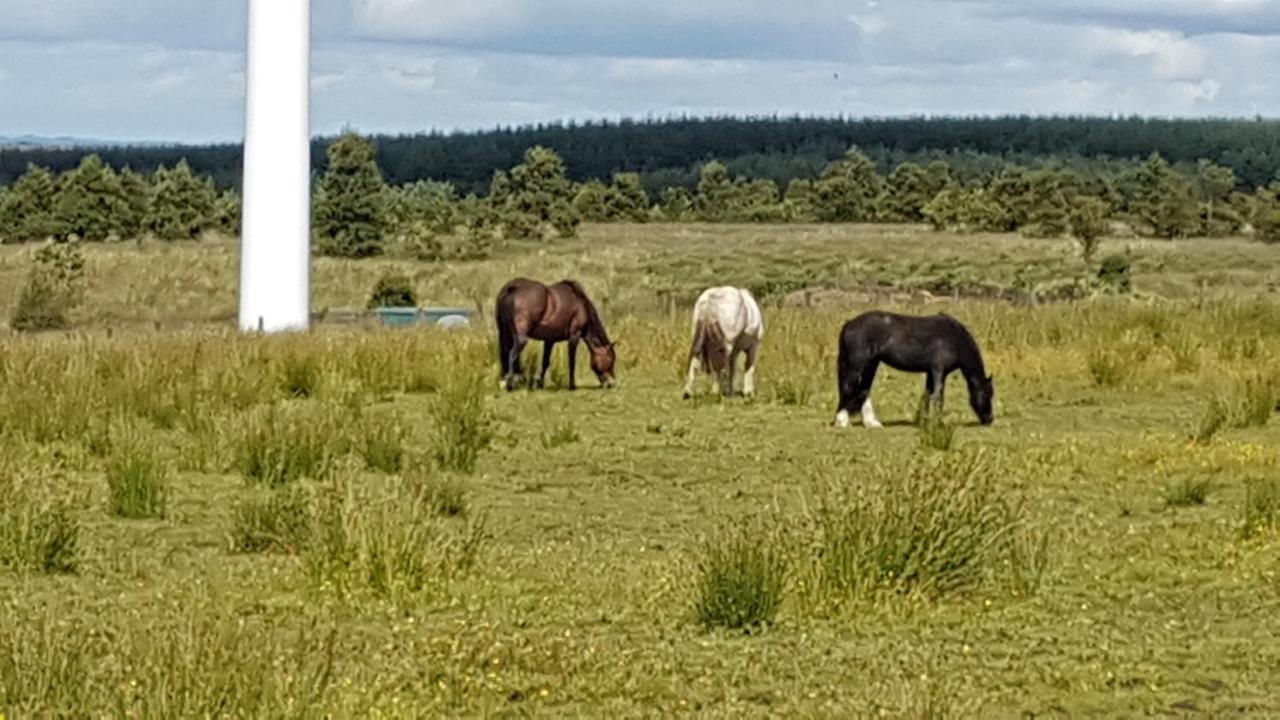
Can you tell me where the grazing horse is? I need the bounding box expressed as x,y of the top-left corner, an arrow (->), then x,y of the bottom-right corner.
495,278 -> 617,391
834,310 -> 994,428
682,286 -> 764,398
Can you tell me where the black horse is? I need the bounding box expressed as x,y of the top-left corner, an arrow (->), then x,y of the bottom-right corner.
834,311 -> 994,428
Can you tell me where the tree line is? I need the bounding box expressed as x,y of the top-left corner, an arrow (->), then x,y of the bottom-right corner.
5,115 -> 1280,193
3,133 -> 1279,256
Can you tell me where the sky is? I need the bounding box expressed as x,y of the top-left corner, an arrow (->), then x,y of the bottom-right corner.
0,0 -> 1277,144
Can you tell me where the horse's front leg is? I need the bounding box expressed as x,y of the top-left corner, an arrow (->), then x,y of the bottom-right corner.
567,339 -> 579,391
927,369 -> 947,415
742,341 -> 759,397
682,355 -> 701,399
538,341 -> 555,389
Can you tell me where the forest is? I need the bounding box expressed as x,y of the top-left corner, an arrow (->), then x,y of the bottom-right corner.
3,115 -> 1279,193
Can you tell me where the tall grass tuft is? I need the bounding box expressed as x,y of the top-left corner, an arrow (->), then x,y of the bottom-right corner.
0,473 -> 79,574
1241,476 -> 1280,540
429,372 -> 495,474
305,474 -> 487,601
916,399 -> 955,452
404,465 -> 469,518
278,351 -> 325,399
1228,373 -> 1276,429
693,518 -> 788,630
229,486 -> 312,554
355,410 -> 408,474
804,450 -> 1044,606
540,419 -> 580,449
1086,346 -> 1135,387
1163,476 -> 1213,508
104,429 -> 169,519
1192,397 -> 1229,444
233,402 -> 348,486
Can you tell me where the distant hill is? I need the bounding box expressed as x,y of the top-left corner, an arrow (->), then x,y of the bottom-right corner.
3,115 -> 1279,191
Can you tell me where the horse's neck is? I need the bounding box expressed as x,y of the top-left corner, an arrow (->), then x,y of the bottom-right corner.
582,305 -> 609,346
958,345 -> 987,382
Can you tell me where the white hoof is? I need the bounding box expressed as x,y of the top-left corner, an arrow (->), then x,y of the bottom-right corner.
835,410 -> 851,428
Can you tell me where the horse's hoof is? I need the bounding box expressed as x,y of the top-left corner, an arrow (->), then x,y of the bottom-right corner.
682,391 -> 692,400
834,410 -> 851,428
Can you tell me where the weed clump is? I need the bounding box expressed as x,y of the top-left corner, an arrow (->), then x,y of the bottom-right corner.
693,518 -> 787,630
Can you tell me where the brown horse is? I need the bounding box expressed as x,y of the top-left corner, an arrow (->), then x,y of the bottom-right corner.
495,278 -> 617,391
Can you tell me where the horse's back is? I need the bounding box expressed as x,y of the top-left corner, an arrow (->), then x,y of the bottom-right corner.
693,286 -> 763,343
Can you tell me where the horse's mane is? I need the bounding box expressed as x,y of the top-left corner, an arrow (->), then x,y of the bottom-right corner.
560,280 -> 611,343
935,313 -> 988,377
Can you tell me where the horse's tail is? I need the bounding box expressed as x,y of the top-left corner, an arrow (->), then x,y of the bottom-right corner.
495,282 -> 521,371
690,318 -> 729,375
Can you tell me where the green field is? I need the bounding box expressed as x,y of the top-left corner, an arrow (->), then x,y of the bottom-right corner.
2,224 -> 1280,717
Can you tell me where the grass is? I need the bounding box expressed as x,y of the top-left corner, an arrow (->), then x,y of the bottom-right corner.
3,225 -> 1280,715
1164,475 -> 1214,508
103,429 -> 169,519
693,518 -> 787,631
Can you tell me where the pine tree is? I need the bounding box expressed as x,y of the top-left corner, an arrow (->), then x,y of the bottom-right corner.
54,154 -> 130,242
881,162 -> 932,222
490,146 -> 579,240
117,167 -> 151,240
147,160 -> 218,240
694,160 -> 742,221
813,147 -> 883,222
313,132 -> 388,257
1126,154 -> 1197,239
0,164 -> 63,242
607,172 -> 650,222
1068,196 -> 1110,267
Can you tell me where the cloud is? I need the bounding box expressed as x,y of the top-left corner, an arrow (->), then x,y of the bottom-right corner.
353,0 -> 862,61
0,1 -> 1278,143
953,0 -> 1280,37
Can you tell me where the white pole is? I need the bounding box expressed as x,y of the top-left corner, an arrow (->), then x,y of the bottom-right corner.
240,0 -> 311,332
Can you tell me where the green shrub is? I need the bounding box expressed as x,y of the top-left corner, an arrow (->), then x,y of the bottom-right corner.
367,273 -> 417,309
694,518 -> 787,630
1096,254 -> 1132,293
10,241 -> 86,332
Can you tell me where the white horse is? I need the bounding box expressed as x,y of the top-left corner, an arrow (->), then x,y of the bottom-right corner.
682,286 -> 764,398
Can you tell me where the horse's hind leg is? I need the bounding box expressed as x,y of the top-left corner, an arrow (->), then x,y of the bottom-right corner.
506,335 -> 529,392
538,341 -> 555,389
742,341 -> 759,397
723,348 -> 739,397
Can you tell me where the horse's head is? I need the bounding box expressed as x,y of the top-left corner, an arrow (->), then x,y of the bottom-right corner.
969,373 -> 995,425
590,340 -> 617,388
